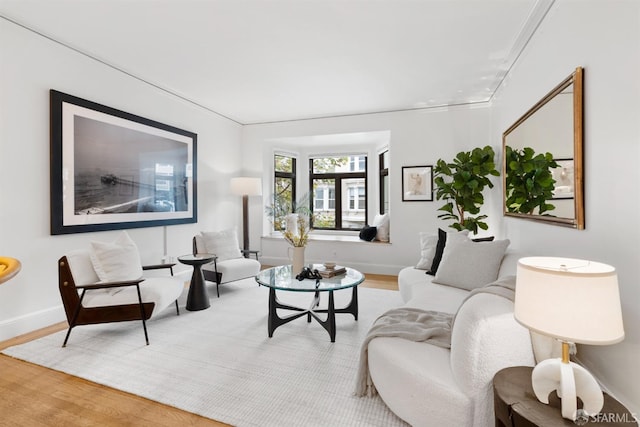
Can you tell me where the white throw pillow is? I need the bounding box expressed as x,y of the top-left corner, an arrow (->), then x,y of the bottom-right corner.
433,238 -> 510,291
427,229 -> 469,275
200,227 -> 243,262
372,213 -> 390,242
89,231 -> 143,285
415,232 -> 438,270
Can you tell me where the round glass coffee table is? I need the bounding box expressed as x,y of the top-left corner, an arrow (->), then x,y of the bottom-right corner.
255,264 -> 364,342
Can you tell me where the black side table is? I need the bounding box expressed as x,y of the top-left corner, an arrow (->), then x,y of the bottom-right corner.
178,254 -> 216,311
493,366 -> 637,427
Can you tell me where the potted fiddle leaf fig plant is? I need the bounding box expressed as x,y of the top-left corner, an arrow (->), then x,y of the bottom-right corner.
504,146 -> 559,215
433,145 -> 500,234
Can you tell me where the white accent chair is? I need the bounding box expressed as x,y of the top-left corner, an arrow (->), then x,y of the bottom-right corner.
59,249 -> 184,347
193,229 -> 261,297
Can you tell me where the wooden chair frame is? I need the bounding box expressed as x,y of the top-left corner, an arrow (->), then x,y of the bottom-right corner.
58,257 -> 179,347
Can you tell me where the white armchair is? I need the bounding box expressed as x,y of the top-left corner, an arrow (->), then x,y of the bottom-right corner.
192,227 -> 261,297
59,232 -> 184,347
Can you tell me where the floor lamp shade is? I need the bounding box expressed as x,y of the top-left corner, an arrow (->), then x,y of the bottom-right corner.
230,177 -> 262,197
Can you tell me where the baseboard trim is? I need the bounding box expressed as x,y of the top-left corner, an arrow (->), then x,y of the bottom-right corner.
0,305 -> 66,342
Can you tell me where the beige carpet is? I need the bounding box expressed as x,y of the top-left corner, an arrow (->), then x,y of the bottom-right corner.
3,278 -> 408,427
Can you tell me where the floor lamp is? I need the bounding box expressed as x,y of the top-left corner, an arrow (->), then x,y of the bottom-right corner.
230,177 -> 262,251
514,257 -> 624,422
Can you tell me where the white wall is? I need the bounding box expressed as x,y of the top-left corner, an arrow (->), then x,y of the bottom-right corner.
490,0 -> 640,412
242,105 -> 492,274
0,18 -> 243,340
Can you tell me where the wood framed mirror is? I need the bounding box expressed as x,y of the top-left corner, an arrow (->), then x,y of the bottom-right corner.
502,67 -> 584,229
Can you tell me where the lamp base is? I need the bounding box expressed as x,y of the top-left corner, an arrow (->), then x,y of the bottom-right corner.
531,357 -> 604,420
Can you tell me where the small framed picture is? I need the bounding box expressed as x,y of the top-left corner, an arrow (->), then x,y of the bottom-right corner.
402,165 -> 433,201
551,159 -> 575,199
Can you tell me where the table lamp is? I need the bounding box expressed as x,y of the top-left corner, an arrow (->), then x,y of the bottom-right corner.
230,177 -> 262,251
514,257 -> 624,421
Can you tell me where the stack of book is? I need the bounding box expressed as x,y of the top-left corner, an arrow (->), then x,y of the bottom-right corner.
317,265 -> 346,278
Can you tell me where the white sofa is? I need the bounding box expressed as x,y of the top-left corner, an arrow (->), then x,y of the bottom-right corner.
367,250 -> 536,427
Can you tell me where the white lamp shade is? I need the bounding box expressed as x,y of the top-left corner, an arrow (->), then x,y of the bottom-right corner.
515,257 -> 624,345
230,177 -> 262,196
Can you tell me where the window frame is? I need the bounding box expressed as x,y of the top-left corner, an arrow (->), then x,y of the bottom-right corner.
309,156 -> 367,231
273,154 -> 297,231
379,150 -> 389,214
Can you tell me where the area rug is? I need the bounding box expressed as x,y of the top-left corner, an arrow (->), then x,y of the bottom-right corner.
3,278 -> 408,427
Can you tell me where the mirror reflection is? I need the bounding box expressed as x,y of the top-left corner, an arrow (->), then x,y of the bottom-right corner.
502,67 -> 584,229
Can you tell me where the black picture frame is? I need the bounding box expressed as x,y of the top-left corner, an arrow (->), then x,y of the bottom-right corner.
402,165 -> 433,201
50,90 -> 197,235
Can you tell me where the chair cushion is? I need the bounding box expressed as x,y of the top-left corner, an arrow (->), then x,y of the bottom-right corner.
200,228 -> 243,261
203,257 -> 261,284
89,231 -> 143,289
66,249 -> 101,286
82,277 -> 184,319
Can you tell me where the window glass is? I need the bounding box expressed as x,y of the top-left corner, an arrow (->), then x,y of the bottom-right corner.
310,155 -> 366,230
273,154 -> 296,231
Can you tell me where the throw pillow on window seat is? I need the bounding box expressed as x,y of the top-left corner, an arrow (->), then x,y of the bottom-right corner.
372,213 -> 390,242
359,225 -> 377,242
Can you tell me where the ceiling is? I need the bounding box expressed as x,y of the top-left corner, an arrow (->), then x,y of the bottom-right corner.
0,0 -> 554,125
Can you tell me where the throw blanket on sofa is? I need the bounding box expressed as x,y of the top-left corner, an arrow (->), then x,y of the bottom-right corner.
354,276 -> 516,397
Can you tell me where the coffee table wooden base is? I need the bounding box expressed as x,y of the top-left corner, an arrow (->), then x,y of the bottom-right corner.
267,286 -> 358,342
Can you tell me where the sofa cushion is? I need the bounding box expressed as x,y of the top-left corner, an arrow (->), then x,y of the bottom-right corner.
89,231 -> 143,290
200,228 -> 243,261
415,232 -> 438,270
404,281 -> 469,314
433,238 -> 510,290
427,229 -> 469,275
368,337 -> 472,426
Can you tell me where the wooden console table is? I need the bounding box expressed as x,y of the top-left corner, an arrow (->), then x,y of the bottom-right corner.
493,366 -> 637,427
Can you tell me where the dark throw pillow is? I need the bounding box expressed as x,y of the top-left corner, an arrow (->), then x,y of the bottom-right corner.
426,228 -> 447,275
359,225 -> 377,242
472,236 -> 495,242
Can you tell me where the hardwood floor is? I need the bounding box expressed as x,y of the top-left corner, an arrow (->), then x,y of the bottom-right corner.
0,273 -> 398,426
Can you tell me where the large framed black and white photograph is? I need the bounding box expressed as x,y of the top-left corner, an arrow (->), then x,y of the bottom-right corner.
50,90 -> 197,235
402,165 -> 433,201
